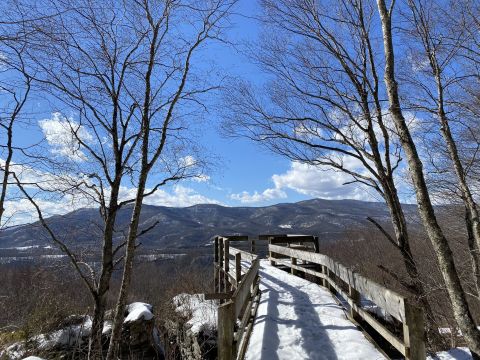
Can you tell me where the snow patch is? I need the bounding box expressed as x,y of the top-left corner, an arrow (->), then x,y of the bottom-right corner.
245,260 -> 387,360
173,294 -> 217,335
124,302 -> 154,323
428,348 -> 472,360
278,224 -> 292,229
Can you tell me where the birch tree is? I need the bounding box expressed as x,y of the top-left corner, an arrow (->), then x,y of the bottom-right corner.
224,0 -> 442,345
401,0 -> 480,299
376,0 -> 480,356
4,0 -> 234,357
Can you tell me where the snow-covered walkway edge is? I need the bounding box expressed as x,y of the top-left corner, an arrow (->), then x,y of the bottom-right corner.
428,348 -> 472,360
244,260 -> 474,360
245,260 -> 386,360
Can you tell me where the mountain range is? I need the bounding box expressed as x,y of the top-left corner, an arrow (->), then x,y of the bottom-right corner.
0,198 -> 416,250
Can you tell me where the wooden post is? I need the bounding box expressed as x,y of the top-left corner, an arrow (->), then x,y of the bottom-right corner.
218,301 -> 235,360
219,238 -> 224,293
321,265 -> 328,287
269,238 -> 275,265
326,267 -> 336,295
313,236 -> 320,253
235,253 -> 242,284
403,300 -> 426,360
291,257 -> 297,275
224,239 -> 230,291
214,237 -> 219,292
250,238 -> 256,254
348,284 -> 361,322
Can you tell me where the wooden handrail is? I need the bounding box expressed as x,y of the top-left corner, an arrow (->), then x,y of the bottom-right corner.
213,236 -> 261,360
269,244 -> 425,360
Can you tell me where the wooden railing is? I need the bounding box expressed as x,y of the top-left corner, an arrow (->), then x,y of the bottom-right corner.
269,244 -> 426,360
209,236 -> 261,360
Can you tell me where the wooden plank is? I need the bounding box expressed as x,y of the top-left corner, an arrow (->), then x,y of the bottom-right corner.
218,301 -> 235,360
291,257 -> 297,275
219,240 -> 224,293
268,236 -> 316,245
324,276 -> 407,356
233,259 -> 260,318
227,269 -> 238,287
313,236 -> 320,253
214,237 -> 219,292
236,281 -> 261,360
214,236 -> 219,262
355,305 -> 407,356
229,247 -> 257,261
403,300 -> 426,360
270,246 -> 410,357
269,245 -> 406,322
223,235 -> 249,241
224,239 -> 230,291
272,259 -> 328,280
219,240 -> 224,267
235,253 -> 242,284
204,292 -> 233,300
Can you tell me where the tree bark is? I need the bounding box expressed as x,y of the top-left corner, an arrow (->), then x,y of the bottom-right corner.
433,67 -> 480,298
88,180 -> 120,359
376,0 -> 480,355
381,176 -> 444,347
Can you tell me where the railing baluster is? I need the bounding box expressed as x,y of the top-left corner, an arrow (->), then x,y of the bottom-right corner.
235,252 -> 242,284
224,238 -> 230,291
267,243 -> 426,360
214,236 -> 219,292
403,300 -> 426,360
219,238 -> 224,294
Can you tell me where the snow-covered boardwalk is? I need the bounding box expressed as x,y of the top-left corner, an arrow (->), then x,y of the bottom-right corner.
245,260 -> 386,360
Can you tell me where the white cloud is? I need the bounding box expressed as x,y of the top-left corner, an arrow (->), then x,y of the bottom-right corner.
230,187 -> 287,204
179,155 -> 210,182
39,112 -> 93,161
1,157 -> 220,226
2,184 -> 220,227
1,197 -> 89,227
192,174 -> 211,182
230,160 -> 376,205
181,155 -> 196,167
119,184 -> 220,208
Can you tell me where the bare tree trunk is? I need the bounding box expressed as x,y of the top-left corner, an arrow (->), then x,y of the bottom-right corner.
466,206 -> 480,297
88,181 -> 121,359
0,66 -> 31,225
105,174 -> 147,359
434,71 -> 480,297
0,119 -> 13,223
376,0 -> 480,356
381,178 -> 444,347
89,296 -> 106,359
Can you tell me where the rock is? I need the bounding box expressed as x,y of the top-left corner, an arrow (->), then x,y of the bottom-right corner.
165,294 -> 217,360
120,302 -> 164,359
1,303 -> 164,360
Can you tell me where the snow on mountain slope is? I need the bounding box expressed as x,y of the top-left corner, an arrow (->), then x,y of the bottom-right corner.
245,260 -> 386,360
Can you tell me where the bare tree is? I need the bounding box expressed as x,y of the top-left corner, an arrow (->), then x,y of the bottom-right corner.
376,0 -> 480,356
0,50 -> 31,227
224,0 -> 442,345
400,0 -> 480,300
105,1 -> 235,358
4,0 -> 233,358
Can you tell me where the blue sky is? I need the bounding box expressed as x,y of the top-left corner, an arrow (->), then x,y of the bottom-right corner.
2,0 -> 381,225
164,0 -> 377,207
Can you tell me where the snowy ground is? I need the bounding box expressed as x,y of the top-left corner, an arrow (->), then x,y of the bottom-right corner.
245,260 -> 386,360
428,348 -> 472,360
